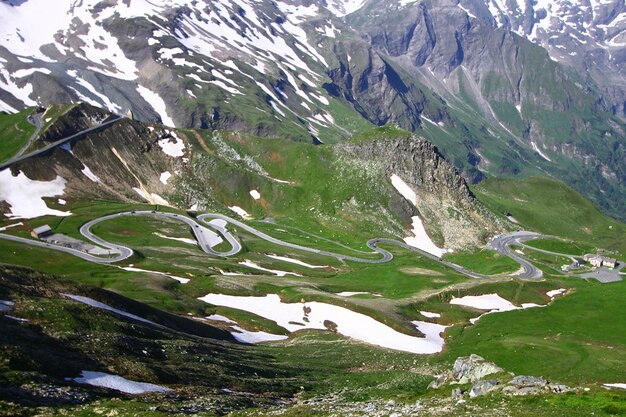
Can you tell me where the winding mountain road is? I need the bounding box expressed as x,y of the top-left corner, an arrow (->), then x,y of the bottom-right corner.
486,232 -> 545,279
0,211 -> 552,279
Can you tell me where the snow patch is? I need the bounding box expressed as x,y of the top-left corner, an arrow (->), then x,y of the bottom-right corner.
159,171 -> 172,185
0,222 -> 23,231
450,293 -> 543,324
266,254 -> 328,269
63,293 -> 159,324
335,292 -> 381,297
0,170 -> 71,219
153,232 -> 197,246
133,188 -> 169,206
70,371 -> 170,394
81,164 -> 101,183
604,383 -> 626,390
325,0 -> 367,17
390,174 -> 447,257
531,141 -> 552,162
420,311 -> 441,318
0,300 -> 14,312
206,314 -> 236,324
239,260 -> 301,277
249,190 -> 261,200
199,293 -> 447,354
231,326 -> 288,344
404,216 -> 448,258
157,132 -> 185,157
228,206 -> 251,219
205,313 -> 286,343
546,288 -> 566,299
136,86 -> 175,127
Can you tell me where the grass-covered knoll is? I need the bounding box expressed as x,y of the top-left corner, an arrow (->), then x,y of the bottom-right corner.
437,278 -> 626,384
523,238 -> 595,257
0,107 -> 36,162
443,249 -> 520,275
474,176 -> 626,258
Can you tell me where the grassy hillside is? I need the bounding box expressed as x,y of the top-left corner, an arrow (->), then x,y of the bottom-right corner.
473,176 -> 626,258
0,107 -> 36,162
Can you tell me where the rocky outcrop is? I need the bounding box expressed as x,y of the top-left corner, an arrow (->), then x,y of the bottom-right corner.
429,354 -> 504,388
431,354 -> 573,399
334,135 -> 506,250
11,104 -> 188,205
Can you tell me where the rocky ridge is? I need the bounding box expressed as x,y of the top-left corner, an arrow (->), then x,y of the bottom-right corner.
335,133 -> 506,250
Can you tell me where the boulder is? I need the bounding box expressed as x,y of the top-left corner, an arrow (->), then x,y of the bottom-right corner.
469,379 -> 500,398
453,354 -> 504,384
451,388 -> 463,400
503,386 -> 542,396
508,375 -> 548,388
548,384 -> 571,393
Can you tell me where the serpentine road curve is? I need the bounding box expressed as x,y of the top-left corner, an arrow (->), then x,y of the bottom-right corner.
0,211 -> 548,279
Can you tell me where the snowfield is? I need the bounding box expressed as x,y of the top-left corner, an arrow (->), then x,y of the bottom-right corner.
390,174 -> 447,257
70,371 -> 171,394
228,206 -> 251,219
0,170 -> 72,219
206,314 -> 287,343
198,293 -> 447,354
157,132 -> 185,157
450,293 -> 543,324
137,86 -> 175,127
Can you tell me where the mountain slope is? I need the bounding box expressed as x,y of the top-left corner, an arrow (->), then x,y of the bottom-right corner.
0,0 -> 624,222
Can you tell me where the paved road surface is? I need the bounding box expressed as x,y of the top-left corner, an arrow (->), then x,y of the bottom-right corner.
0,116 -> 122,171
0,211 -> 494,278
3,211 -> 582,280
487,232 -> 545,279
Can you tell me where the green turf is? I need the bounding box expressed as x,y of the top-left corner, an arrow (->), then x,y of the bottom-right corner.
0,107 -> 36,162
473,176 -> 626,258
437,278 -> 626,384
444,249 -> 520,275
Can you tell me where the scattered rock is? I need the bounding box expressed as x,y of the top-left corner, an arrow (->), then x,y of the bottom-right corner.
430,355 -> 573,399
429,354 -> 503,389
548,384 -> 571,393
502,386 -> 543,396
469,379 -> 499,398
508,375 -> 548,388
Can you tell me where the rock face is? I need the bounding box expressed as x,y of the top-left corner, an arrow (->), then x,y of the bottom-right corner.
11,104 -> 188,206
335,135 -> 505,250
